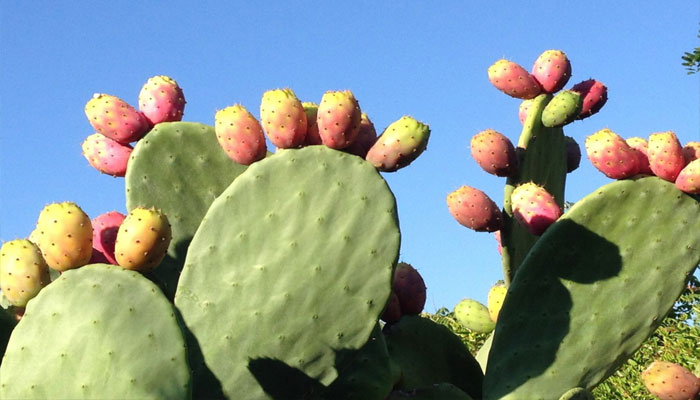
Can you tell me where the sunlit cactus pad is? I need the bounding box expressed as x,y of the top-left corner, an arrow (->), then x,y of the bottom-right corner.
0,264 -> 190,399
175,146 -> 400,398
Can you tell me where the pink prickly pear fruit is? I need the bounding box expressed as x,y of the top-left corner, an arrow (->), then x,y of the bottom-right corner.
585,129 -> 640,179
34,202 -> 93,272
316,90 -> 362,149
365,116 -> 430,172
89,211 -> 126,265
641,360 -> 700,400
380,292 -> 402,324
571,79 -> 608,120
301,102 -> 322,146
470,129 -> 518,177
565,136 -> 581,173
447,186 -> 503,232
675,159 -> 700,194
626,137 -> 654,175
648,131 -> 686,182
85,94 -> 152,144
214,105 -> 267,165
259,88 -> 307,149
344,113 -> 378,158
518,98 -> 535,124
138,75 -> 186,125
510,182 -> 562,236
115,207 -> 172,272
0,239 -> 51,307
392,262 -> 426,315
487,281 -> 507,322
531,49 -> 572,94
682,141 -> 700,164
494,231 -> 502,255
81,133 -> 133,177
487,59 -> 542,99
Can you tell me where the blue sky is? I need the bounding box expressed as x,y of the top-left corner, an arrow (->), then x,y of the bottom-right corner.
1,2 -> 698,311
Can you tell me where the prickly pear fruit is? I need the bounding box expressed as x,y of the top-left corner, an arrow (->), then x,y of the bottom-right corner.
316,90 -> 362,149
89,211 -> 126,265
365,116 -> 430,172
565,136 -> 581,173
34,202 -> 93,272
0,240 -> 50,307
675,158 -> 700,194
641,360 -> 700,400
682,142 -> 700,163
487,59 -> 541,99
494,231 -> 502,255
454,298 -> 495,333
115,207 -> 171,272
626,137 -> 654,175
301,102 -> 322,146
571,79 -> 608,120
214,104 -> 267,165
648,131 -> 686,182
344,112 -> 378,158
585,128 -> 640,179
470,129 -> 517,177
487,281 -> 507,322
541,90 -> 582,128
138,75 -> 185,125
85,94 -> 152,144
392,262 -> 426,316
518,98 -> 534,124
510,182 -> 562,236
81,133 -> 133,177
259,88 -> 307,149
381,292 -> 402,324
531,49 -> 572,93
447,186 -> 503,232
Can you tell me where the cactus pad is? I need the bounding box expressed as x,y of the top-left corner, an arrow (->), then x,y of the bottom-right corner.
0,264 -> 190,399
175,146 -> 400,398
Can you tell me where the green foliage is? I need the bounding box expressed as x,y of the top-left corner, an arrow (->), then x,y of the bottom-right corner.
681,28 -> 700,74
422,308 -> 490,356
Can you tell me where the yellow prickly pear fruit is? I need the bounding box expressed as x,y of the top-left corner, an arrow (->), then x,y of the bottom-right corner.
34,202 -> 93,271
115,207 -> 172,272
487,281 -> 507,322
0,239 -> 51,307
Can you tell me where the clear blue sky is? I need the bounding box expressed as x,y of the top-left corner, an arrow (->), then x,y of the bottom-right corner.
1,2 -> 698,311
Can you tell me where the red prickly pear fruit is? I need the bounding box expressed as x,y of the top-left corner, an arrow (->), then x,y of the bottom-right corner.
0,239 -> 51,307
115,207 -> 172,272
85,94 -> 152,144
380,292 -> 402,324
365,116 -> 430,172
565,136 -> 581,173
487,59 -> 542,99
510,182 -> 562,236
541,90 -> 582,128
675,158 -> 700,194
648,131 -> 686,182
214,105 -> 267,165
344,112 -> 377,158
259,88 -> 307,149
641,360 -> 700,400
34,202 -> 93,272
470,129 -> 518,177
682,141 -> 700,164
89,211 -> 126,265
494,231 -> 502,255
138,75 -> 186,125
301,102 -> 322,146
518,98 -> 535,124
81,133 -> 133,177
585,128 -> 640,179
316,90 -> 362,149
531,49 -> 572,94
392,262 -> 426,316
571,79 -> 608,120
447,186 -> 503,232
487,281 -> 507,322
626,137 -> 654,175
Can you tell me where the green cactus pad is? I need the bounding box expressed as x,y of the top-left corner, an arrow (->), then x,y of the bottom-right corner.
175,146 -> 400,398
0,264 -> 190,399
386,383 -> 474,400
383,315 -> 483,399
475,333 -> 493,373
125,121 -> 249,299
484,177 -> 700,400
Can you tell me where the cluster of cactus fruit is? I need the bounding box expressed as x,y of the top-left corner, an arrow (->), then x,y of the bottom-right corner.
0,49 -> 698,400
